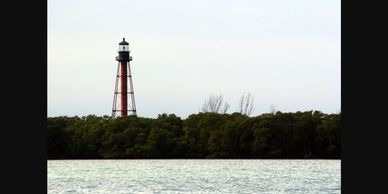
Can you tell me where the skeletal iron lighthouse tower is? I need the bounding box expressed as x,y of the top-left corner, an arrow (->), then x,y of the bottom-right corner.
112,38 -> 137,118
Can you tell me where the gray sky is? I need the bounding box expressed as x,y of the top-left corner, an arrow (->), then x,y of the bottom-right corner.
48,0 -> 340,118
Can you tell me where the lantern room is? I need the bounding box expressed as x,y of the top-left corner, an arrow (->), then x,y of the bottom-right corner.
118,38 -> 129,52
116,38 -> 132,61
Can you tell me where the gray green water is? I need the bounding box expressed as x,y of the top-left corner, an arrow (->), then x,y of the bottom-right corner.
48,160 -> 340,194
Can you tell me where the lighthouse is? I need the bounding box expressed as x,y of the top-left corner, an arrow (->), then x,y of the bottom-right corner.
112,38 -> 137,118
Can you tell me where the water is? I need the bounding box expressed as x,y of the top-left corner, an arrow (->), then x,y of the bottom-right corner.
48,160 -> 340,194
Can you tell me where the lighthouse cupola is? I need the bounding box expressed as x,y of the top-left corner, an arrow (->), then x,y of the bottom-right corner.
116,38 -> 132,61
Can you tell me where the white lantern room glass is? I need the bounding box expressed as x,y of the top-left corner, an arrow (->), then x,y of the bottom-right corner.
119,45 -> 128,52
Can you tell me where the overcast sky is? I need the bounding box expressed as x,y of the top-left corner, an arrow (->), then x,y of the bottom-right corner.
48,0 -> 340,118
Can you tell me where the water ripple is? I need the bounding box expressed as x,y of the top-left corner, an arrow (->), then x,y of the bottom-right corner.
48,160 -> 340,194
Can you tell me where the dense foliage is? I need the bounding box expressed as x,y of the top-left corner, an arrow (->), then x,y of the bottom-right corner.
48,111 -> 340,159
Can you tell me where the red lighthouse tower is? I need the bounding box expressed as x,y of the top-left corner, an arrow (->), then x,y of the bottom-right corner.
112,38 -> 137,118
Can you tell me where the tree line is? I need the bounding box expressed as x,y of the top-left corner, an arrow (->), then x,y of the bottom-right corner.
48,110 -> 340,159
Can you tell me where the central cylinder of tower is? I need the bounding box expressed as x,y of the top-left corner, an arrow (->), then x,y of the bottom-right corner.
120,62 -> 128,116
